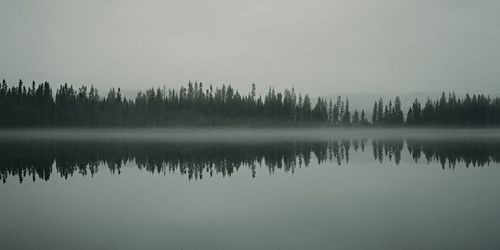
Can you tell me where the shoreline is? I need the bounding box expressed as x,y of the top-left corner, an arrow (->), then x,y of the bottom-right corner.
0,127 -> 499,142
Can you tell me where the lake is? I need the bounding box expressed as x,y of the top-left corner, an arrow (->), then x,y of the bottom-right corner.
1,128 -> 500,249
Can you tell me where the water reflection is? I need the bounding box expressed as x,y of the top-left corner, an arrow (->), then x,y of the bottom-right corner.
407,139 -> 500,168
1,138 -> 499,183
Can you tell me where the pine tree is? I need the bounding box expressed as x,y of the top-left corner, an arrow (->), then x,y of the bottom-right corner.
333,96 -> 341,126
343,98 -> 351,125
393,96 -> 404,124
360,110 -> 368,126
302,94 -> 312,122
377,98 -> 384,125
352,110 -> 360,126
372,102 -> 378,125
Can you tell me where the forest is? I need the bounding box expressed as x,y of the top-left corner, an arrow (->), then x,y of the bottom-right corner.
0,79 -> 499,127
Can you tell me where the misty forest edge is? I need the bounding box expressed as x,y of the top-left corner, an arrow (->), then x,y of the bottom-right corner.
0,79 -> 499,127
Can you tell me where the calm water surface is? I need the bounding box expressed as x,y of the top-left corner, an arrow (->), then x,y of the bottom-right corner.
1,129 -> 500,249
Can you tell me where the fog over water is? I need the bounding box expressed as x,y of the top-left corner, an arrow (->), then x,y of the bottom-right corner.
1,128 -> 500,142
1,0 -> 499,249
1,128 -> 500,249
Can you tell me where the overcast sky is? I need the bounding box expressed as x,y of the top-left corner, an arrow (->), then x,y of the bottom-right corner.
0,0 -> 498,95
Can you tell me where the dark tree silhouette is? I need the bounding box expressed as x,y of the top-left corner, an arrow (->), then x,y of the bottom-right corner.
2,138 -> 497,183
0,80 -> 498,127
406,92 -> 500,126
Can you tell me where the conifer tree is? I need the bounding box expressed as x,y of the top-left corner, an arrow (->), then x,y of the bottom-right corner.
372,102 -> 378,125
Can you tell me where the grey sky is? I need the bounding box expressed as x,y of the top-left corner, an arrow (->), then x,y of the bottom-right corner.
0,0 -> 499,96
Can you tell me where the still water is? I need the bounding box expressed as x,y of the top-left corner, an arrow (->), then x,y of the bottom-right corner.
1,129 -> 500,249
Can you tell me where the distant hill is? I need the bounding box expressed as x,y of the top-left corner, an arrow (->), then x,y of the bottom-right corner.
120,89 -> 140,100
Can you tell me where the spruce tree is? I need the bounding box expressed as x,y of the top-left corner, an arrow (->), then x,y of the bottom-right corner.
372,102 -> 378,125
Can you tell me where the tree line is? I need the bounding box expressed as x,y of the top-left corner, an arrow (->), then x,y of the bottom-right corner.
405,92 -> 500,126
0,79 -> 366,126
0,79 -> 499,127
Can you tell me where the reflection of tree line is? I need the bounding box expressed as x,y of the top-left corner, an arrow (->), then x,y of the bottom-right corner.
406,140 -> 500,169
372,139 -> 500,168
1,139 -> 499,183
0,140 -> 363,183
372,140 -> 404,165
